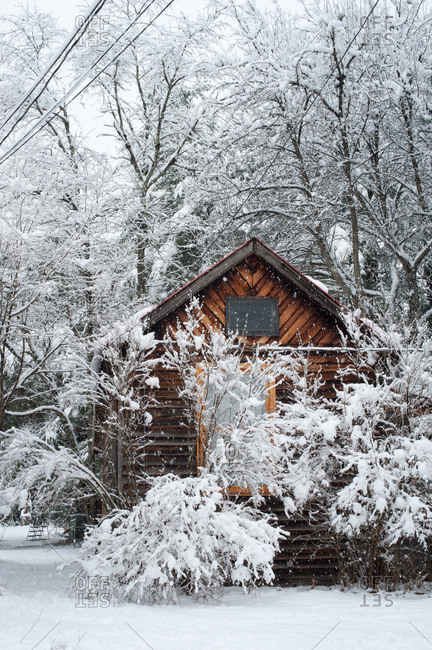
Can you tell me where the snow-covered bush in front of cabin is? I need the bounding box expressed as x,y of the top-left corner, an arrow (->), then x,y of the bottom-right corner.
330,321 -> 432,587
161,299 -> 299,506
160,299 -> 345,518
274,355 -> 341,511
93,320 -> 159,509
77,474 -> 284,604
331,380 -> 432,587
196,347 -> 291,502
0,319 -> 159,520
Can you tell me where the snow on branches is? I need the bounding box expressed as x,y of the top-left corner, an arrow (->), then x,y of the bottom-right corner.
0,317 -> 159,519
0,427 -> 117,518
161,299 -> 295,505
77,474 -> 283,604
330,320 -> 432,585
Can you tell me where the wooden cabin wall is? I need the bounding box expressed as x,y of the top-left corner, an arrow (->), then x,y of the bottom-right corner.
180,254 -> 344,348
145,255 -> 352,478
142,254 -> 363,585
144,357 -> 197,480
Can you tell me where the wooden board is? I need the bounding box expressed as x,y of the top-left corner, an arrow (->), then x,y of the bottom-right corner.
105,246 -> 368,584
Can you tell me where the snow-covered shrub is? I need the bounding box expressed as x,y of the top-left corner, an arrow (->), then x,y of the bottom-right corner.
161,299 -> 297,504
160,300 -> 345,515
94,320 -> 159,509
77,474 -> 283,604
331,321 -> 432,587
274,356 -> 341,510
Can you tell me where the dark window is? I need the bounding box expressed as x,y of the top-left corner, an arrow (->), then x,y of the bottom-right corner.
225,296 -> 279,336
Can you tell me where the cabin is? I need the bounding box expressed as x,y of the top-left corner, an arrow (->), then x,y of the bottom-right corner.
98,238 -> 360,585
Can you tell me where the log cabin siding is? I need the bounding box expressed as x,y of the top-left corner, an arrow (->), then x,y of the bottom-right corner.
139,247 -> 356,585
97,240 -> 367,585
145,365 -> 196,479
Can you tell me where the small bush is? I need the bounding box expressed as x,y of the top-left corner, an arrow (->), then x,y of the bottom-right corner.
77,474 -> 283,604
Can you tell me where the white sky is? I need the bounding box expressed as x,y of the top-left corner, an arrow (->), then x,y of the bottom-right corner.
0,0 -> 304,152
0,0 -> 304,29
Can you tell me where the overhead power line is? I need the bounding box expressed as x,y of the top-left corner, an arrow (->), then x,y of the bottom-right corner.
0,0 -> 110,145
0,0 -> 175,167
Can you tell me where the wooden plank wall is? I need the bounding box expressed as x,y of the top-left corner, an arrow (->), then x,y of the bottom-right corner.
143,253 -> 358,585
144,363 -> 196,479
192,254 -> 343,347
261,499 -> 338,586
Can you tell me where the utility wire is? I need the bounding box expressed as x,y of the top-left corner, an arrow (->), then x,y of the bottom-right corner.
0,0 -> 156,158
0,0 -> 175,166
0,0 -> 109,144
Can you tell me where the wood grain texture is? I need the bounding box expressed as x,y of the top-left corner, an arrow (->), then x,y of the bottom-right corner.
110,247 -> 364,584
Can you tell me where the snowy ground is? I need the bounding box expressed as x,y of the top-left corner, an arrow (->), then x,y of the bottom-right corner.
1,526 -> 432,650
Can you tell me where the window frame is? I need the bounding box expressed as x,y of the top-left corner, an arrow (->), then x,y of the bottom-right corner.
225,296 -> 279,337
196,363 -> 276,495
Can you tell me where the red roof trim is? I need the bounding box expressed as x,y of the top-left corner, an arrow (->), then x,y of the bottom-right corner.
143,237 -> 348,323
255,238 -> 346,311
142,239 -> 254,319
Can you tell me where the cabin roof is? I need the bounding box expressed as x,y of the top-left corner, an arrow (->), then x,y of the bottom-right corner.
144,238 -> 346,329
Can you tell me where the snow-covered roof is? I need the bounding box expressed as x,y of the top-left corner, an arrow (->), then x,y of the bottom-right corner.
144,238 -> 346,330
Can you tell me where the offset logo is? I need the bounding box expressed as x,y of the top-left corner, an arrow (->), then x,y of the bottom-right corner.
360,14 -> 395,45
74,575 -> 112,608
359,576 -> 394,608
75,15 -> 111,47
